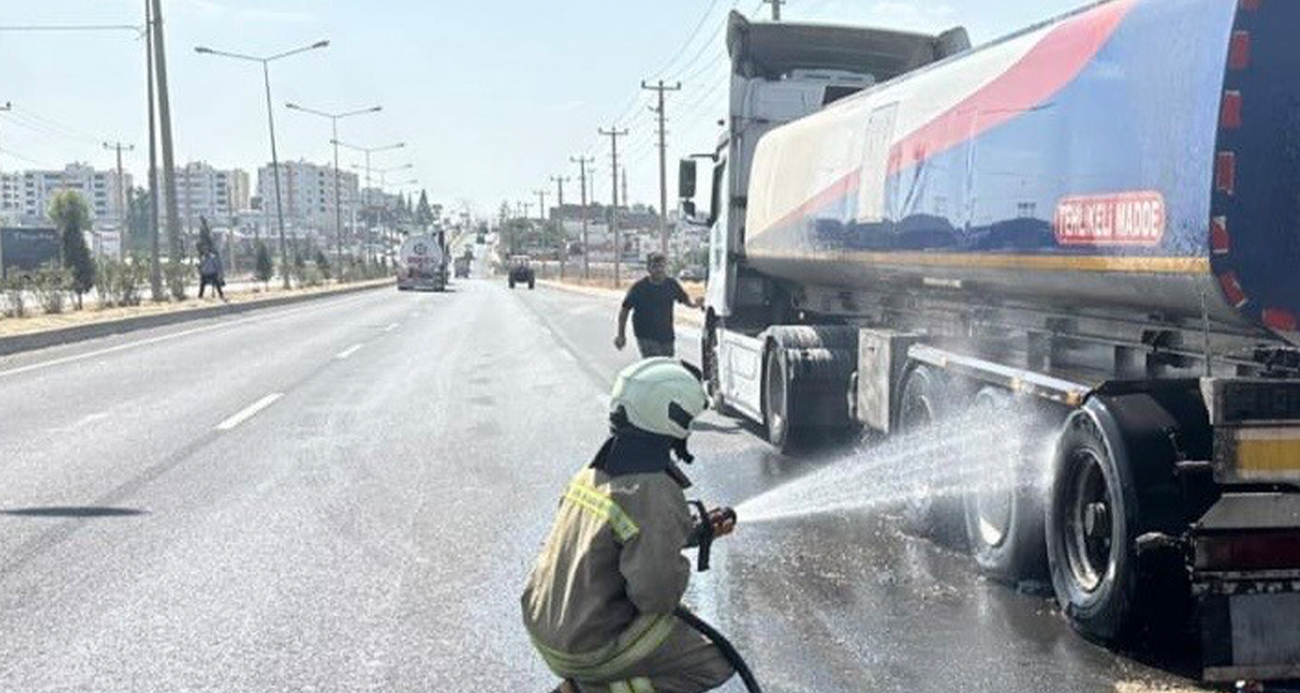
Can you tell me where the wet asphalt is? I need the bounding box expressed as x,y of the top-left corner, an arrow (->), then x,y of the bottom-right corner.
0,257 -> 1210,692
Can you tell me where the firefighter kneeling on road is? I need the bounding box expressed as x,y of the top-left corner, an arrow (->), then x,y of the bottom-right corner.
522,358 -> 738,693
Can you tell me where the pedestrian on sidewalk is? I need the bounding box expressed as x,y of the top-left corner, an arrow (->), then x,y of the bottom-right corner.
615,253 -> 701,358
198,250 -> 226,300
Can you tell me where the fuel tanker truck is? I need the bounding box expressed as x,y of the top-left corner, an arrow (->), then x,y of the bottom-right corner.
679,2 -> 1300,682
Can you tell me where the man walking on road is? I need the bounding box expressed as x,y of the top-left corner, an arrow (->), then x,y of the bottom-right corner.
615,253 -> 701,358
198,250 -> 225,300
522,358 -> 737,693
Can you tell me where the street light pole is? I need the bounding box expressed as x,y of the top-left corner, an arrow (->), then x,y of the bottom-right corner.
285,103 -> 381,277
195,39 -> 329,289
335,139 -> 404,265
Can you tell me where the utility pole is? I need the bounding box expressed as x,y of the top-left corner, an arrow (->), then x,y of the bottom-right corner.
598,126 -> 628,286
641,80 -> 681,258
103,141 -> 135,260
144,0 -> 161,300
0,102 -> 8,277
550,174 -> 569,277
534,190 -> 549,221
149,0 -> 183,281
764,0 -> 783,20
570,156 -> 594,279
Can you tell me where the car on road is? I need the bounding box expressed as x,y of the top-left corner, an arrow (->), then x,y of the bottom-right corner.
677,266 -> 706,282
507,255 -> 535,290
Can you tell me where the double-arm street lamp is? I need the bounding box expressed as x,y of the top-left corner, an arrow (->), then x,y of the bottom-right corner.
335,140 -> 404,263
195,39 -> 329,289
285,102 -> 381,273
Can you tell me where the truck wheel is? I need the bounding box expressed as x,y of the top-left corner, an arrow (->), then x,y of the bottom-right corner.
897,365 -> 961,541
962,388 -> 1048,582
703,320 -> 732,415
528,278 -> 535,290
509,278 -> 515,289
1046,407 -> 1138,643
763,344 -> 795,452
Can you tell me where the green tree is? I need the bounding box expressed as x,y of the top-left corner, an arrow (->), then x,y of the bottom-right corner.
49,190 -> 96,309
416,190 -> 434,227
254,241 -> 274,285
313,249 -> 331,279
126,186 -> 153,254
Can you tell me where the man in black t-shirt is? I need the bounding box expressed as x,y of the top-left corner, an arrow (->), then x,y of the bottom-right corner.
615,252 -> 701,358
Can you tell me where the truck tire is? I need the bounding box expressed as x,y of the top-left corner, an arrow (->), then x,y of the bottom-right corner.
703,319 -> 732,415
509,278 -> 515,289
763,344 -> 794,452
899,364 -> 951,538
528,277 -> 535,290
1046,405 -> 1139,643
962,387 -> 1048,583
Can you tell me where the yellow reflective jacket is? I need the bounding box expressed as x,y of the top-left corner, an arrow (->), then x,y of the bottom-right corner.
521,467 -> 694,682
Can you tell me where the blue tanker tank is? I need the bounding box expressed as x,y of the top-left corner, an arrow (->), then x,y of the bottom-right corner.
743,0 -> 1300,345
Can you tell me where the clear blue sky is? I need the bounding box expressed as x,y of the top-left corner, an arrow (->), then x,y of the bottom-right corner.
0,0 -> 1082,215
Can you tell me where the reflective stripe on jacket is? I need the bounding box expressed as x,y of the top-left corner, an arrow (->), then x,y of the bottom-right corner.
522,467 -> 693,682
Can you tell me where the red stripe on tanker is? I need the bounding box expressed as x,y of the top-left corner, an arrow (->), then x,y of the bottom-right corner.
888,0 -> 1136,176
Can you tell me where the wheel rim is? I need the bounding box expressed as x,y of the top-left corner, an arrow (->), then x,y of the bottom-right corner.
974,483 -> 1013,549
766,352 -> 786,442
706,327 -> 723,407
1062,449 -> 1112,593
900,385 -> 933,516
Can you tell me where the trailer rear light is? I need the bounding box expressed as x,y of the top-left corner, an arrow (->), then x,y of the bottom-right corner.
1197,531 -> 1300,571
1264,308 -> 1299,333
1221,91 -> 1243,129
1229,31 -> 1252,70
1219,271 -> 1247,307
1216,152 -> 1237,195
1211,216 -> 1231,254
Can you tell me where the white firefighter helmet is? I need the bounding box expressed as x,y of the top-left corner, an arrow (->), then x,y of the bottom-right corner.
609,358 -> 708,439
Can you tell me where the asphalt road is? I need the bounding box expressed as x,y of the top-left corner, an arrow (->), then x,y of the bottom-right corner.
0,266 -> 1207,691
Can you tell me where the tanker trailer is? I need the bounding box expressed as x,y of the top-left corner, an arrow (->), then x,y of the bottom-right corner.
397,233 -> 448,292
681,1 -> 1300,682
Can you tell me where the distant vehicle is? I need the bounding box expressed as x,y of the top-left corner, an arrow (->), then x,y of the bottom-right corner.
507,255 -> 535,290
396,233 -> 448,291
677,266 -> 706,283
454,251 -> 472,278
476,232 -> 486,245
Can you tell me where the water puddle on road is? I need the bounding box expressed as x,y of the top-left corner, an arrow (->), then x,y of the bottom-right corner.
735,404 -> 1055,525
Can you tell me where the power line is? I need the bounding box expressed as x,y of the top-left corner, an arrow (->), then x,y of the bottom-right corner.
651,0 -> 722,77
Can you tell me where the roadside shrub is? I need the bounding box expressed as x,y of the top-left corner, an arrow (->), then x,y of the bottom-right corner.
96,259 -> 147,308
165,261 -> 192,301
254,242 -> 274,285
298,265 -> 324,288
33,267 -> 70,315
95,260 -> 120,309
2,275 -> 29,318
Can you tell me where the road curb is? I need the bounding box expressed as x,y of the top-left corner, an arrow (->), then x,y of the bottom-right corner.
536,278 -> 705,327
0,282 -> 389,357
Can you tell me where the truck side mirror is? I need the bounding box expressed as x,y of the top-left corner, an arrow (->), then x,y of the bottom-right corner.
678,159 -> 697,200
682,200 -> 697,219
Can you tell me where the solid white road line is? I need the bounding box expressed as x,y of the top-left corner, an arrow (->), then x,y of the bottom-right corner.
335,344 -> 364,360
215,393 -> 283,431
0,292 -> 376,380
